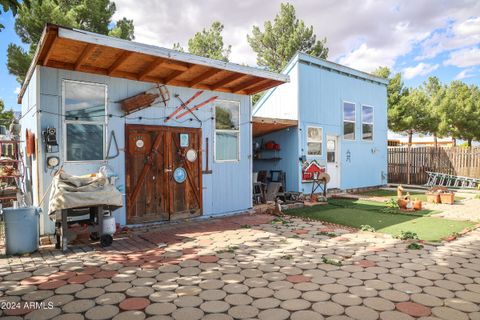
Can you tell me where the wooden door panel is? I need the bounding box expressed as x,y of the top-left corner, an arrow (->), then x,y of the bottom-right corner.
126,125 -> 202,223
126,126 -> 168,223
169,128 -> 202,219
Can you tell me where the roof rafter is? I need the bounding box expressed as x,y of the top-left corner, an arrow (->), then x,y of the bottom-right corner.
74,44 -> 97,70
211,73 -> 247,90
108,51 -> 133,75
189,69 -> 222,87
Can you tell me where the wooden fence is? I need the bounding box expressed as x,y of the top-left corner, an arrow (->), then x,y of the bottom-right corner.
388,146 -> 480,185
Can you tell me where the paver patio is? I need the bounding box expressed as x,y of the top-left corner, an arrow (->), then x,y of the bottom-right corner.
1,213 -> 480,320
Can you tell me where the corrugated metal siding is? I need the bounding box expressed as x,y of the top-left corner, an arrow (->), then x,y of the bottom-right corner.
298,62 -> 388,191
35,66 -> 252,234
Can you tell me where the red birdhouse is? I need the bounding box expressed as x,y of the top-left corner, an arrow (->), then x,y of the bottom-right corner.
302,160 -> 325,181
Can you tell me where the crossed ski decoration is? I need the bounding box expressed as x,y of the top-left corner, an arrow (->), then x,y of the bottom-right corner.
164,90 -> 218,123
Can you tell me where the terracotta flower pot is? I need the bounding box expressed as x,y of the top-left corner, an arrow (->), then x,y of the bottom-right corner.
413,200 -> 422,210
397,199 -> 408,209
426,192 -> 440,204
440,192 -> 455,205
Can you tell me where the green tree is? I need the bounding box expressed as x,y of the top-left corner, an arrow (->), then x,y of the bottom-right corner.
438,81 -> 480,147
247,2 -> 328,72
420,76 -> 444,147
372,67 -> 413,141
7,0 -> 135,84
0,0 -> 24,30
0,100 -> 14,126
174,21 -> 231,61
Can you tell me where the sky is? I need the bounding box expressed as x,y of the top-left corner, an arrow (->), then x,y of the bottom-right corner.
0,0 -> 479,112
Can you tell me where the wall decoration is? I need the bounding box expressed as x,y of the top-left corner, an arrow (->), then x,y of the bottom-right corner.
173,167 -> 187,183
346,150 -> 351,163
180,133 -> 189,148
186,149 -> 197,162
302,160 -> 326,181
119,84 -> 170,115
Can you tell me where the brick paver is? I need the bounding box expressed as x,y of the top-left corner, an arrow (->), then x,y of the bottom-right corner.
1,213 -> 480,319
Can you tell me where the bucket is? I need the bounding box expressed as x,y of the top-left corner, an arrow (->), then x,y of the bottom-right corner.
3,207 -> 40,255
103,215 -> 116,235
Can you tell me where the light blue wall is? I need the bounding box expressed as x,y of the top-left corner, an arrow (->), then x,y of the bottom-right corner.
252,127 -> 299,191
253,53 -> 388,193
28,66 -> 252,234
298,59 -> 388,191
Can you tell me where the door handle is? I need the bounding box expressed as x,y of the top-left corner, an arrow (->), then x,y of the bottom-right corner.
165,168 -> 172,173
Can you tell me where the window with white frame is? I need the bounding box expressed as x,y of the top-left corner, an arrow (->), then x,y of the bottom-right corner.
362,105 -> 374,141
64,80 -> 106,161
215,100 -> 240,161
307,126 -> 323,156
343,102 -> 356,140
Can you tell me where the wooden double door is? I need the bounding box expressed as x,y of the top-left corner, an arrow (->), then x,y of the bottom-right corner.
126,125 -> 202,224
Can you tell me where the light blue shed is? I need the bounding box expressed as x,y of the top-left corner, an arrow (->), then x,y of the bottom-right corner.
18,24 -> 287,235
252,52 -> 389,195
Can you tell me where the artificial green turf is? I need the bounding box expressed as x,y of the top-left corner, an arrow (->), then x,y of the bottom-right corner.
357,189 -> 464,202
286,198 -> 475,241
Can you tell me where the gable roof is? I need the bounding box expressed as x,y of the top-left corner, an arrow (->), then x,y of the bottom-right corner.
18,24 -> 289,103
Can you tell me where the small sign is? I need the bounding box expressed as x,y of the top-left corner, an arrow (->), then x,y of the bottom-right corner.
173,167 -> 187,183
180,133 -> 189,147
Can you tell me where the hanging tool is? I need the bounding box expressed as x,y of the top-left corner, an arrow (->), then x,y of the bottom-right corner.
106,131 -> 120,159
202,137 -> 212,174
175,95 -> 202,125
164,90 -> 204,123
176,96 -> 218,120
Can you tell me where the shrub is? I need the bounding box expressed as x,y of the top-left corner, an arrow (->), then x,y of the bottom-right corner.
407,242 -> 424,250
398,231 -> 419,240
360,225 -> 376,232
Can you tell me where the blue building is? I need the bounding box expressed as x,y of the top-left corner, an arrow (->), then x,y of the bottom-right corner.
252,53 -> 388,194
18,25 -> 287,235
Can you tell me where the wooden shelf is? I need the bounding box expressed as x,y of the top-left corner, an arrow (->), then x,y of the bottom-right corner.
0,160 -> 19,163
0,196 -> 17,200
256,148 -> 281,152
0,175 -> 22,179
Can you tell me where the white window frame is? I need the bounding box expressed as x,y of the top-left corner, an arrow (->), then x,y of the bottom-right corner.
343,101 -> 356,141
214,99 -> 240,163
306,126 -> 323,156
362,105 -> 374,141
62,79 -> 108,163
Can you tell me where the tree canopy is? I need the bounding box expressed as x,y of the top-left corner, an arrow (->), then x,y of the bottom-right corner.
373,66 -> 480,146
173,21 -> 231,62
0,100 -> 14,127
0,0 -> 24,30
7,0 -> 135,84
247,2 -> 328,72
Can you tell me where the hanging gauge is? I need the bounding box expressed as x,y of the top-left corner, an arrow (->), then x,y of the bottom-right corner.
136,139 -> 145,148
173,167 -> 187,183
186,149 -> 197,162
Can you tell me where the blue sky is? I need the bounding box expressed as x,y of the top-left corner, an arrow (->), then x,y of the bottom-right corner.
1,0 -> 479,112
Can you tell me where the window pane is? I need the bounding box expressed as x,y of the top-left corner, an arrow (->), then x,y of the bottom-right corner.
363,123 -> 373,140
215,101 -> 239,130
67,124 -> 104,161
216,132 -> 239,161
307,142 -> 322,155
343,102 -> 355,121
307,127 -> 322,142
344,122 -> 355,140
65,81 -> 106,121
362,106 -> 373,123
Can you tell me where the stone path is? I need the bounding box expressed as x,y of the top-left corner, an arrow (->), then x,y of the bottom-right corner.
428,198 -> 480,222
1,213 -> 480,319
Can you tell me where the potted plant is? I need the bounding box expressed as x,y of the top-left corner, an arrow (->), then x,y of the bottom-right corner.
440,191 -> 455,204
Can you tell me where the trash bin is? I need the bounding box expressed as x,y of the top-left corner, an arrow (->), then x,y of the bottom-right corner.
3,207 -> 40,255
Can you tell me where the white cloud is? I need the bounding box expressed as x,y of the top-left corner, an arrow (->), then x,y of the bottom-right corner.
403,62 -> 439,79
338,44 -> 396,72
416,17 -> 480,61
111,0 -> 480,72
444,47 -> 480,68
14,87 -> 20,95
454,68 -> 476,80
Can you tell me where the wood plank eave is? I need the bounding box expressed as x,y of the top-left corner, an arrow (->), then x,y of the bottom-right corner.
108,51 -> 133,75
